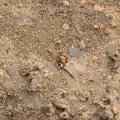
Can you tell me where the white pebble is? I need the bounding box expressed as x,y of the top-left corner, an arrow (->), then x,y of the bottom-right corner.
63,0 -> 70,7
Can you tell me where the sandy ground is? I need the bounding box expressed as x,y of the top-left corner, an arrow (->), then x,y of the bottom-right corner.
0,0 -> 120,120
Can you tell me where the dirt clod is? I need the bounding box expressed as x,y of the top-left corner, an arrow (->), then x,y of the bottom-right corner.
105,28 -> 113,34
94,25 -> 99,29
60,111 -> 69,120
62,23 -> 70,31
93,5 -> 105,12
27,72 -> 43,92
63,0 -> 70,7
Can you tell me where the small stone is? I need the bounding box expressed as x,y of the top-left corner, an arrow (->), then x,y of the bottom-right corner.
54,98 -> 69,111
14,107 -> 19,112
0,15 -> 3,18
111,20 -> 117,27
94,23 -> 105,29
94,25 -> 99,29
56,40 -> 61,45
63,0 -> 70,7
8,111 -> 12,116
99,23 -> 105,29
93,5 -> 105,12
105,28 -> 113,34
19,3 -> 23,7
112,106 -> 118,115
108,75 -> 112,80
81,0 -> 86,4
37,63 -> 44,70
6,105 -> 13,111
54,102 -> 69,110
62,23 -> 70,31
105,109 -> 114,119
47,49 -> 52,53
59,111 -> 69,120
106,41 -> 118,58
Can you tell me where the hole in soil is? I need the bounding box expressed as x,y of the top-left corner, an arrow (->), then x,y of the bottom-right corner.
4,3 -> 8,6
86,97 -> 88,101
103,98 -> 111,105
16,32 -> 20,35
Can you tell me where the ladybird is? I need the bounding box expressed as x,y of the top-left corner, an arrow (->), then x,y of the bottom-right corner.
56,55 -> 68,68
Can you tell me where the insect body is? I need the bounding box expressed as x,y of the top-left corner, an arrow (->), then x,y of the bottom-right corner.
56,55 -> 68,68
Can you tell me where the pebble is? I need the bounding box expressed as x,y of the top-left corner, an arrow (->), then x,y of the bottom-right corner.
37,63 -> 44,70
62,23 -> 70,31
59,111 -> 69,120
93,5 -> 105,12
8,111 -> 12,116
54,102 -> 69,110
0,15 -> 3,18
111,19 -> 117,27
108,75 -> 112,80
112,106 -> 118,115
106,41 -> 118,58
105,109 -> 114,119
94,25 -> 99,29
63,0 -> 70,7
81,0 -> 86,4
6,105 -> 13,111
105,28 -> 113,34
56,40 -> 61,45
47,49 -> 52,53
94,23 -> 105,29
98,23 -> 105,29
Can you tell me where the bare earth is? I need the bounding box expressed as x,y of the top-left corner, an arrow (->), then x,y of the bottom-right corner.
0,0 -> 120,120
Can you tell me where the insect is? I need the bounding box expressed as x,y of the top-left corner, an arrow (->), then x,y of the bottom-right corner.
56,55 -> 68,68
